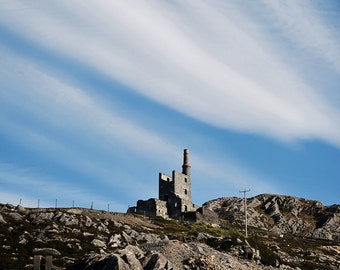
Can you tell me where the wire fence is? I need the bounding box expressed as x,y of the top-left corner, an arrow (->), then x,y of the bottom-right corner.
10,198 -> 120,213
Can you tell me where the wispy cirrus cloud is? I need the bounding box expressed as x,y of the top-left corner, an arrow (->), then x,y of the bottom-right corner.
0,1 -> 339,208
192,154 -> 280,202
0,48 -> 176,159
260,1 -> 340,73
0,48 -> 280,208
1,1 -> 339,147
0,162 -> 128,210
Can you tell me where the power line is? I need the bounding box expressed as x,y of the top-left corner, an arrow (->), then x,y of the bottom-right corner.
239,189 -> 250,238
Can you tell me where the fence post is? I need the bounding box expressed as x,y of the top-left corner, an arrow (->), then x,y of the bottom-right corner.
33,255 -> 41,270
45,255 -> 53,270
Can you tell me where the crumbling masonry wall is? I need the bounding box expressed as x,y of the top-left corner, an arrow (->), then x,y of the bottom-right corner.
128,149 -> 199,220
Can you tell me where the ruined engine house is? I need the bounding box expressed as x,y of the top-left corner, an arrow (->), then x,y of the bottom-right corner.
128,149 -> 199,220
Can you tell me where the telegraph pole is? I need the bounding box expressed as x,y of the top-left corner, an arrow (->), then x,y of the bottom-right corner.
239,189 -> 250,238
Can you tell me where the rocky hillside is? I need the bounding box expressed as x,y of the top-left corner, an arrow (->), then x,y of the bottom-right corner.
203,194 -> 340,241
0,194 -> 339,270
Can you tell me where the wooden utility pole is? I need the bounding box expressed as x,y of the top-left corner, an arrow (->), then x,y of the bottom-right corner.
239,189 -> 250,238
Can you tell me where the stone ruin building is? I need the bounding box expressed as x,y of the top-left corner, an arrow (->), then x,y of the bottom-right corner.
33,255 -> 57,270
128,149 -> 200,221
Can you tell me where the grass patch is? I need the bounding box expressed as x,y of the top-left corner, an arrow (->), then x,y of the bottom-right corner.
149,216 -> 240,240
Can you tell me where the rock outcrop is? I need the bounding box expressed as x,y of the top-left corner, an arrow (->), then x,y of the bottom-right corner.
204,194 -> 340,241
0,195 -> 339,270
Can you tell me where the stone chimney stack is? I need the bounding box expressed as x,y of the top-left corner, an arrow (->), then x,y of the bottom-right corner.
182,149 -> 191,176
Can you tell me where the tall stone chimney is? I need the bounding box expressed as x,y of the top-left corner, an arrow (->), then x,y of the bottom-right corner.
182,149 -> 191,176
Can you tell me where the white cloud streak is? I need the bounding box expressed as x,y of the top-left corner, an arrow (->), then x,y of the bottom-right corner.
1,0 -> 339,146
192,154 -> 280,199
0,0 -> 339,209
0,163 -> 118,209
0,48 -> 177,160
0,48 -> 279,206
261,0 -> 340,73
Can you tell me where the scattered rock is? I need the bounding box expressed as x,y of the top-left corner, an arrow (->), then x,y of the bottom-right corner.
0,213 -> 6,224
16,204 -> 26,212
84,216 -> 93,227
29,212 -> 54,224
122,231 -> 133,244
19,238 -> 28,245
144,253 -> 175,270
67,253 -> 130,270
8,212 -> 23,222
120,245 -> 144,269
0,196 -> 338,270
67,208 -> 83,215
33,248 -> 61,256
109,233 -> 123,248
57,213 -> 79,226
91,239 -> 107,248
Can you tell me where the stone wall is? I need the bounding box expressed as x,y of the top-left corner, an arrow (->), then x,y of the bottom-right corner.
172,171 -> 191,203
158,173 -> 173,201
128,199 -> 168,219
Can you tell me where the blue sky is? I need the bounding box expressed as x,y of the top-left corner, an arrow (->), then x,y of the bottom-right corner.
0,1 -> 339,212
